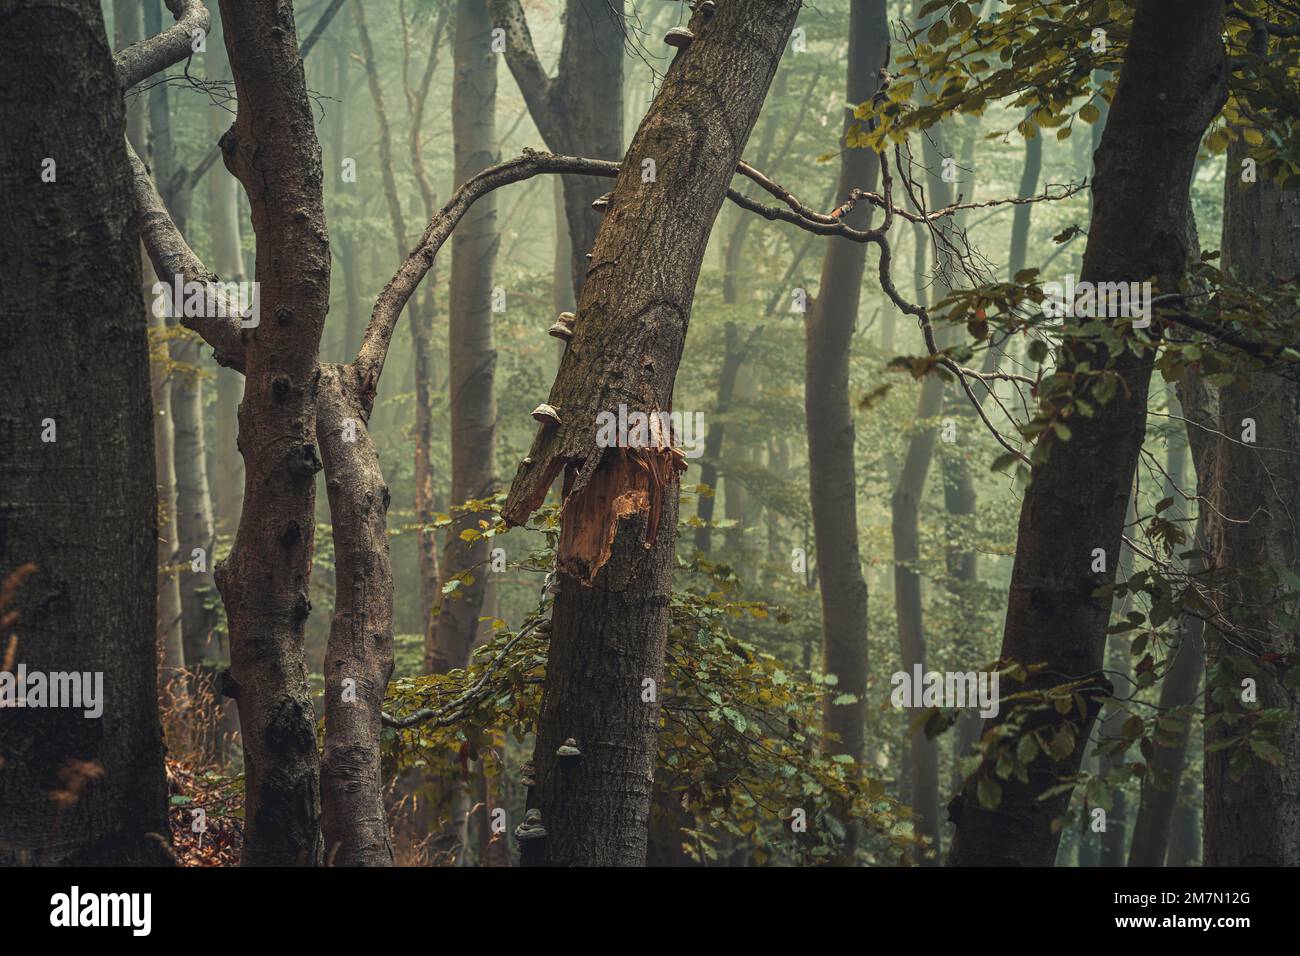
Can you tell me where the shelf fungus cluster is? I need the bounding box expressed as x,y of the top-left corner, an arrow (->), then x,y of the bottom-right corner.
556,737 -> 583,764
514,808 -> 546,843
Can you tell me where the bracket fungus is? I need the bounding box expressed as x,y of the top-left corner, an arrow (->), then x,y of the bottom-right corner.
548,311 -> 576,342
531,403 -> 561,427
556,738 -> 583,763
664,26 -> 695,48
591,191 -> 612,214
514,808 -> 547,842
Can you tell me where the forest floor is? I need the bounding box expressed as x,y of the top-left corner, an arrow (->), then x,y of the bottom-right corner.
165,754 -> 243,866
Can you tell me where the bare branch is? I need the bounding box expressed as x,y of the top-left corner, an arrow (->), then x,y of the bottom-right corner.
113,0 -> 210,91
126,140 -> 247,372
299,0 -> 348,58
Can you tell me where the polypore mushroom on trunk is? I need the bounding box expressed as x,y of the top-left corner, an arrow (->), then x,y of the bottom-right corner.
548,311 -> 576,342
531,403 -> 561,427
514,808 -> 546,842
664,26 -> 694,48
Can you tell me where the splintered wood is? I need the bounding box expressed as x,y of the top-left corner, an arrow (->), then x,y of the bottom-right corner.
557,447 -> 688,585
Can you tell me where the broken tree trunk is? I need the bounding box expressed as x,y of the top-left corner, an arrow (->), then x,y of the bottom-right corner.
502,0 -> 803,867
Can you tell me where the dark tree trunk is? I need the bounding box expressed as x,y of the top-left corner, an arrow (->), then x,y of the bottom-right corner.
214,0 -> 331,866
488,0 -> 624,299
430,0 -> 499,677
0,0 -> 169,865
1203,136 -> 1300,866
948,0 -> 1227,866
806,2 -> 888,860
502,0 -> 802,866
1128,388 -> 1206,866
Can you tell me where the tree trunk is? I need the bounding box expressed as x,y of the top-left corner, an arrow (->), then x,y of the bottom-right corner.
889,65 -> 956,865
0,0 -> 169,865
431,0 -> 499,677
149,285 -> 187,684
171,346 -> 219,665
892,369 -> 946,863
1203,135 -> 1300,866
1127,388 -> 1206,866
806,0 -> 888,861
488,0 -> 624,299
207,11 -> 246,543
214,0 -> 331,866
502,0 -> 802,866
317,365 -> 396,866
424,0 -> 502,864
948,0 -> 1228,866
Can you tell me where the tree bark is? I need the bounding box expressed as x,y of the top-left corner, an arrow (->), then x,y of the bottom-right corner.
806,2 -> 888,859
318,365 -> 396,866
1127,387 -> 1206,866
0,0 -> 169,865
1203,135 -> 1300,866
948,0 -> 1228,867
430,0 -> 500,678
502,0 -> 802,866
213,0 -> 331,866
488,0 -> 624,299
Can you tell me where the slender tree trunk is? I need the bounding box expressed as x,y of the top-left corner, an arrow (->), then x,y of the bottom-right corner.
208,11 -> 246,543
694,325 -> 750,553
0,0 -> 169,865
1203,135 -> 1300,866
804,1 -> 888,863
431,0 -> 499,677
214,0 -> 332,866
892,369 -> 946,863
502,0 -> 802,866
423,0 -> 502,864
171,347 -> 219,665
1128,388 -> 1206,866
149,287 -> 187,684
488,0 -> 624,298
317,364 -> 396,866
889,70 -> 956,864
948,0 -> 1228,866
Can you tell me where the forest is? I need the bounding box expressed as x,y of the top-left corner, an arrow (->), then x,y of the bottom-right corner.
0,0 -> 1298,885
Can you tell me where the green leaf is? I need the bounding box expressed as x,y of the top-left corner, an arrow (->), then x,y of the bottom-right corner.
976,776 -> 1002,809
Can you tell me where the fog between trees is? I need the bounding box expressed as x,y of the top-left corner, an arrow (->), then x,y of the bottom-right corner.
1,0 -> 1297,872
